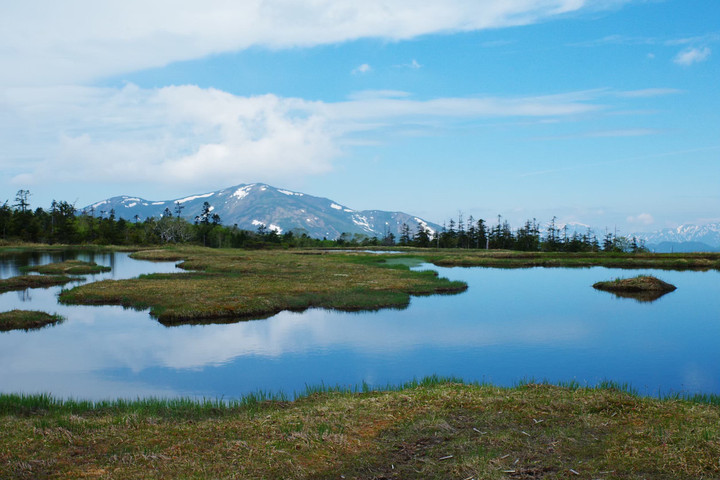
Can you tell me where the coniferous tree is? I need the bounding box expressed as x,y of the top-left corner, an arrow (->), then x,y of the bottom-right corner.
399,223 -> 412,246
413,224 -> 431,247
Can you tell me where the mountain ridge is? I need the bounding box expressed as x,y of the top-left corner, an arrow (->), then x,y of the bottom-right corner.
632,223 -> 720,252
84,183 -> 441,240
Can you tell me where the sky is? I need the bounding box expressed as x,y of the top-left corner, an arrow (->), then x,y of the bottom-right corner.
1,0 -> 718,234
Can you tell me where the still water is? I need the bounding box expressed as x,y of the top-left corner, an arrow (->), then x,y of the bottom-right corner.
1,251 -> 719,400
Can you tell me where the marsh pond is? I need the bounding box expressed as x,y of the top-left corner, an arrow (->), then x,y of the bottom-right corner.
1,250 -> 719,400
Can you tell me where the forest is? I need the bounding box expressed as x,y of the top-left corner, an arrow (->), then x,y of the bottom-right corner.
1,190 -> 646,252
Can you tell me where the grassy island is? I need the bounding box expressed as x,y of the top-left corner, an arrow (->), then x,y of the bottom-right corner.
0,274 -> 74,293
0,310 -> 64,332
59,247 -> 467,324
21,259 -> 111,276
593,275 -> 677,302
1,379 -> 719,479
593,275 -> 677,293
418,249 -> 720,270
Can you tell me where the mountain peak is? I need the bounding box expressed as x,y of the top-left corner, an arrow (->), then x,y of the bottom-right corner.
83,183 -> 440,239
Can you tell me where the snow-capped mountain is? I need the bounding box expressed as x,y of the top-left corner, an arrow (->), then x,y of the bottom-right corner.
84,183 -> 441,240
633,223 -> 720,252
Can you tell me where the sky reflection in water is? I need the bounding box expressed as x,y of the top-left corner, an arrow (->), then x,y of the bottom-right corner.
1,252 -> 719,400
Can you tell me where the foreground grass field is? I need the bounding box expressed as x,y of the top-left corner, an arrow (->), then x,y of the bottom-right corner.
2,379 -> 719,479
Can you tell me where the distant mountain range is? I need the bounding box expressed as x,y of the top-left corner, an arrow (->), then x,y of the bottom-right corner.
633,223 -> 720,253
84,183 -> 441,240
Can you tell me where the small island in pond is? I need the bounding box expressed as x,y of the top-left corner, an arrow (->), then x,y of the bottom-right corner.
21,260 -> 111,276
593,275 -> 676,302
0,274 -> 74,293
0,310 -> 64,332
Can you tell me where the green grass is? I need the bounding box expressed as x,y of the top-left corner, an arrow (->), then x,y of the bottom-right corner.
0,274 -> 74,293
414,249 -> 720,270
2,378 -> 719,479
593,275 -> 677,292
0,310 -> 64,332
59,247 -> 467,324
593,275 -> 677,302
21,259 -> 111,275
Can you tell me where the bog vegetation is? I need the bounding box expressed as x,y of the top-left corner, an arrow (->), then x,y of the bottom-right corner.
2,379 -> 720,479
3,189 -> 645,252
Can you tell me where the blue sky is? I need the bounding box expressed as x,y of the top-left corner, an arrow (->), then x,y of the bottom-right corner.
1,0 -> 718,234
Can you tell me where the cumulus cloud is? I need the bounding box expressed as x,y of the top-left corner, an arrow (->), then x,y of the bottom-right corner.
674,47 -> 711,66
0,0 -> 630,87
2,84 -> 605,188
627,213 -> 654,226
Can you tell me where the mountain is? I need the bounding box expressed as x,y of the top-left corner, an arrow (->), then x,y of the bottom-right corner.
633,223 -> 720,253
84,183 -> 441,240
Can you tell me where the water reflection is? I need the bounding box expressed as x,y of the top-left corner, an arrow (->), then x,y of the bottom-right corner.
1,252 -> 719,400
596,289 -> 673,303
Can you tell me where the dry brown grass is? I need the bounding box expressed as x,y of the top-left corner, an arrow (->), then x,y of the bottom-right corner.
2,382 -> 719,479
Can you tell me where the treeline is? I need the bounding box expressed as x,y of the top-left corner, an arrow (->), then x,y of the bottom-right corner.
2,190 -> 646,252
392,214 -> 648,253
0,191 -> 333,248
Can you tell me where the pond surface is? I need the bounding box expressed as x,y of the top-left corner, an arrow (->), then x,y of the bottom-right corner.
1,251 -> 719,400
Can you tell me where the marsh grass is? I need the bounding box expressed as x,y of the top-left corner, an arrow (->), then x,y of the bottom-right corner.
59,247 -> 467,324
593,275 -> 677,302
2,378 -> 719,479
593,275 -> 677,292
0,310 -> 64,332
0,274 -> 73,293
21,259 -> 111,275
421,249 -> 720,270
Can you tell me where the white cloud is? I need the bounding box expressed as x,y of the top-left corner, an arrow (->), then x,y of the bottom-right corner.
351,63 -> 372,75
2,85 -> 336,188
2,84 -> 606,188
615,88 -> 680,98
0,0 -> 631,87
627,213 -> 654,226
674,47 -> 711,66
395,59 -> 423,69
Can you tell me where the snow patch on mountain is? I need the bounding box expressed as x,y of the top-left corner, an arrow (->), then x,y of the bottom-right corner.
177,192 -> 214,203
331,203 -> 342,210
352,214 -> 372,232
232,185 -> 254,200
278,189 -> 303,196
415,217 -> 436,235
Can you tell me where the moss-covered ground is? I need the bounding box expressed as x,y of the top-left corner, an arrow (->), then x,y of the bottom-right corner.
1,380 -> 719,479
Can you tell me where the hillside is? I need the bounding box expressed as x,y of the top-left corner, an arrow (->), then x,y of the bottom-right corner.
85,183 -> 440,240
